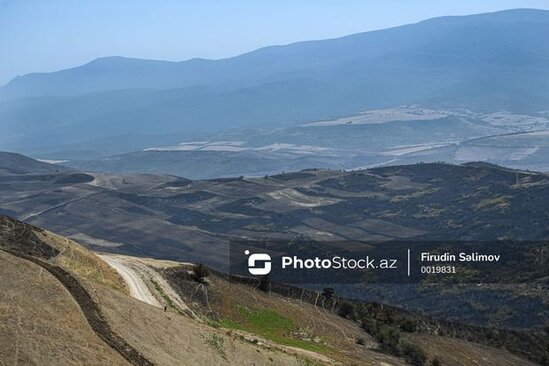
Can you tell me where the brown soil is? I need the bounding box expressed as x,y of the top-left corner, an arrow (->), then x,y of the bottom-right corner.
6,249 -> 155,366
0,250 -> 127,366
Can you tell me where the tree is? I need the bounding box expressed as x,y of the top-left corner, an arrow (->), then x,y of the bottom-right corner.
193,263 -> 209,283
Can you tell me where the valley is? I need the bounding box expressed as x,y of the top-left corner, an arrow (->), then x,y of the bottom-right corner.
61,106 -> 549,179
0,153 -> 547,333
1,7 -> 548,365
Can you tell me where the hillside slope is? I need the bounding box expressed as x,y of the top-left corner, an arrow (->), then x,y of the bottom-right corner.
1,215 -> 544,365
0,151 -> 70,174
0,215 -> 323,365
161,264 -> 542,366
0,250 -> 127,365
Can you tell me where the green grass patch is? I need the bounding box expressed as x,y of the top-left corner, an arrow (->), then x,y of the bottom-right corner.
220,306 -> 331,354
219,318 -> 244,330
205,318 -> 222,328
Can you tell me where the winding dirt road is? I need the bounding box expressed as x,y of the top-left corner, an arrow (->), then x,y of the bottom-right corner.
99,254 -> 161,308
99,254 -> 195,317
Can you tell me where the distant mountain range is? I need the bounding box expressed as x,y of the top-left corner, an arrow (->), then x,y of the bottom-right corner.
1,9 -> 548,157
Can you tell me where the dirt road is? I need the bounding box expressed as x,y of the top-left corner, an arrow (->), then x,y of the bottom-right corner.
99,254 -> 195,317
99,254 -> 161,308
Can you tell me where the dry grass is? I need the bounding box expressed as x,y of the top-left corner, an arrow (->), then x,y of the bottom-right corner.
205,275 -> 408,366
409,334 -> 538,366
473,196 -> 510,212
96,285 -> 311,366
35,230 -> 128,293
0,250 -> 128,366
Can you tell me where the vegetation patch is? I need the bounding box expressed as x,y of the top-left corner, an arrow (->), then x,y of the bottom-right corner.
220,306 -> 331,353
204,333 -> 227,360
473,196 -> 510,212
362,317 -> 427,365
150,278 -> 183,315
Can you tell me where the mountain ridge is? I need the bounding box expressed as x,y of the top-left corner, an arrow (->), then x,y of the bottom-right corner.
2,8 -> 547,98
1,8 -> 548,153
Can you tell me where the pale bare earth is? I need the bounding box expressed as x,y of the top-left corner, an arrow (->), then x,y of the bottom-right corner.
0,250 -> 128,366
303,106 -> 449,126
99,253 -> 196,317
100,254 -> 162,308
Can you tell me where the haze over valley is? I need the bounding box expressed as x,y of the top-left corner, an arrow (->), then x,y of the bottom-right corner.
1,9 -> 549,178
1,5 -> 549,366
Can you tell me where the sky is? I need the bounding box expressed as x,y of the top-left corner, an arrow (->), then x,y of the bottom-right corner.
1,0 -> 548,85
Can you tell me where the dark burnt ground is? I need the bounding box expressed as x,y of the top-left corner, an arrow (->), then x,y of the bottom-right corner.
0,214 -> 57,259
2,163 -> 548,333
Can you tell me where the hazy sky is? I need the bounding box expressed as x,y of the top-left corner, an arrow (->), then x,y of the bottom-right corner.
1,0 -> 548,85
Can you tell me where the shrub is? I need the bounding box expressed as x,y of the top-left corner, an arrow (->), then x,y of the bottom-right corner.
337,302 -> 356,320
361,318 -> 379,337
431,357 -> 442,366
193,263 -> 209,283
378,327 -> 400,349
400,319 -> 418,332
321,287 -> 335,299
401,342 -> 428,366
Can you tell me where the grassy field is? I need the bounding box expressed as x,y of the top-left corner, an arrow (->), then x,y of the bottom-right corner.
220,305 -> 332,353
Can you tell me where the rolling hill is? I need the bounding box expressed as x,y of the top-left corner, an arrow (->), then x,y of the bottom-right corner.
1,152 -> 547,333
0,151 -> 71,174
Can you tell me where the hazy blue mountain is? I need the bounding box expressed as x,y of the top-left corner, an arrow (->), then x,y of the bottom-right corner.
1,9 -> 548,152
3,9 -> 548,99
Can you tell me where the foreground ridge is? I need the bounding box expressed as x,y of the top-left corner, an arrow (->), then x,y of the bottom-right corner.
0,214 -> 155,366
